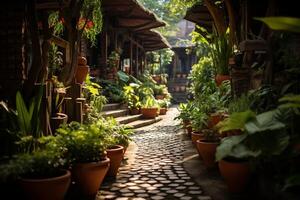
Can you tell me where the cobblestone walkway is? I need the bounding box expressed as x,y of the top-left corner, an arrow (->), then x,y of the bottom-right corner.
98,107 -> 212,200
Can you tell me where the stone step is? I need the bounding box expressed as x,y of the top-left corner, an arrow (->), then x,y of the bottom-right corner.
101,109 -> 128,118
127,117 -> 163,129
116,114 -> 142,124
102,103 -> 121,111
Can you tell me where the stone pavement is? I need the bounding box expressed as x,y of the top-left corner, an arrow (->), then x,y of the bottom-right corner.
97,106 -> 213,200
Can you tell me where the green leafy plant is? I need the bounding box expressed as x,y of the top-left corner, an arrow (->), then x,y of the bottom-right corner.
190,108 -> 208,131
15,87 -> 44,152
228,93 -> 252,114
123,84 -> 141,109
54,121 -> 108,164
174,102 -> 194,122
141,96 -> 158,108
0,136 -> 67,182
157,99 -> 171,108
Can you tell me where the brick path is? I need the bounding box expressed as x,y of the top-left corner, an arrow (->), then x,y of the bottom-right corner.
97,107 -> 212,200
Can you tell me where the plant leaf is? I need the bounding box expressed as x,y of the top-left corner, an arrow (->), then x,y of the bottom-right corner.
255,17 -> 300,33
217,110 -> 256,133
216,135 -> 260,161
16,91 -> 31,134
245,110 -> 285,134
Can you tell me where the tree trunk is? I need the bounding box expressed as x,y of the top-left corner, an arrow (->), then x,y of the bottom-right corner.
224,0 -> 237,45
203,0 -> 226,35
23,0 -> 42,99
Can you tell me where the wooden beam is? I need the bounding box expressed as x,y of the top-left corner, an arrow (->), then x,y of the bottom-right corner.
135,44 -> 139,76
127,35 -> 144,50
129,37 -> 133,75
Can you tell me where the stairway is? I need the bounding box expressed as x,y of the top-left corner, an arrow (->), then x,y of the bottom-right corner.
168,76 -> 189,103
101,103 -> 162,129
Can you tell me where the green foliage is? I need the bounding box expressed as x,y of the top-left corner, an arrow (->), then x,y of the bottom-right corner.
83,75 -> 107,113
216,110 -> 256,133
216,108 -> 289,161
228,94 -> 253,114
48,43 -> 63,75
0,137 -> 66,182
190,108 -> 208,131
174,102 -> 194,122
255,17 -> 300,33
157,98 -> 171,108
81,0 -> 103,45
15,87 -> 44,152
141,96 -> 158,108
55,121 -> 108,164
123,84 -> 141,109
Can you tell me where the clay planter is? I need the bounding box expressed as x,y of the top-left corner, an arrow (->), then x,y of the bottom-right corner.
20,170 -> 71,200
215,74 -> 230,86
106,145 -> 124,177
50,113 -> 68,134
155,94 -> 165,100
129,108 -> 140,115
196,140 -> 219,168
219,159 -> 250,193
159,107 -> 167,115
78,56 -> 87,65
208,113 -> 223,128
75,65 -> 89,84
191,131 -> 204,145
72,158 -> 110,197
141,107 -> 158,119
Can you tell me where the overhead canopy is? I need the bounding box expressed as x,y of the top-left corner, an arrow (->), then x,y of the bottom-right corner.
102,0 -> 166,32
184,4 -> 213,32
136,30 -> 171,51
36,0 -> 70,10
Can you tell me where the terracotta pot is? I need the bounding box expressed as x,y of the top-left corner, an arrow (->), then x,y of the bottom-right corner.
141,107 -> 158,119
106,145 -> 124,177
129,108 -> 140,115
208,113 -> 223,128
196,140 -> 219,168
20,170 -> 71,200
78,56 -> 87,65
155,94 -> 165,100
191,131 -> 204,145
159,107 -> 167,115
215,74 -> 230,86
219,159 -> 250,193
72,158 -> 110,196
75,65 -> 89,84
51,113 -> 68,134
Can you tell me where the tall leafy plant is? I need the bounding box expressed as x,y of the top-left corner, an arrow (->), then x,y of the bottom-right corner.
15,86 -> 43,152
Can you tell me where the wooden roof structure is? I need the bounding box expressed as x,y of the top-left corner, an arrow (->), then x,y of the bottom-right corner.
184,4 -> 213,32
102,0 -> 169,51
136,29 -> 170,51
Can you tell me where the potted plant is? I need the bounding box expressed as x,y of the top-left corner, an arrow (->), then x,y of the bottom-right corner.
54,122 -> 110,198
50,76 -> 68,133
123,84 -> 141,115
0,148 -> 71,200
174,102 -> 193,136
157,99 -> 170,115
196,129 -> 220,168
140,96 -> 159,119
75,56 -> 90,84
210,33 -> 232,86
216,108 -> 288,193
107,49 -> 121,74
102,117 -> 125,177
190,109 -> 208,145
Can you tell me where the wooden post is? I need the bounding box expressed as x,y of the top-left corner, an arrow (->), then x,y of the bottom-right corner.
64,97 -> 73,123
135,43 -> 139,76
129,37 -> 133,75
